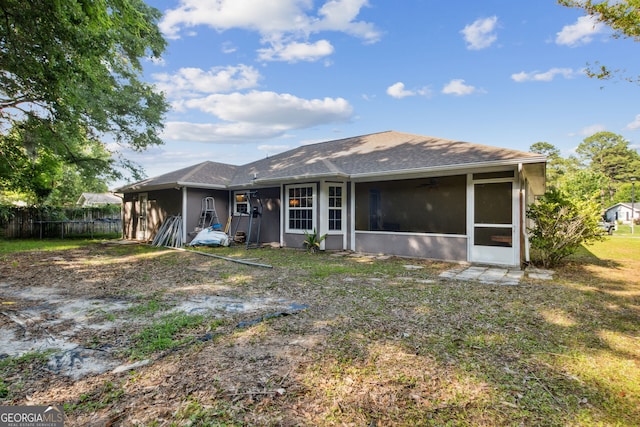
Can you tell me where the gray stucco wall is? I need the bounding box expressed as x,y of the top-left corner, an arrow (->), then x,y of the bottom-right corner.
185,189 -> 229,240
229,187 -> 281,245
324,234 -> 344,250
122,189 -> 182,240
355,232 -> 467,262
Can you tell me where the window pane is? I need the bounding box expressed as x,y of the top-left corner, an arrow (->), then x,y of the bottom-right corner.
287,185 -> 314,230
475,182 -> 512,225
474,227 -> 512,247
472,170 -> 515,180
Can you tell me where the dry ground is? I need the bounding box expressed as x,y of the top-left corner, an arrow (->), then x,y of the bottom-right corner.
0,240 -> 639,426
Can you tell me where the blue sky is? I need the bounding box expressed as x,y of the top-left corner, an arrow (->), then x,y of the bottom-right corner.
117,0 -> 640,185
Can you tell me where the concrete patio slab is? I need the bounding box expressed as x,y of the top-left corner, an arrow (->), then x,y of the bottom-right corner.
440,265 -> 552,285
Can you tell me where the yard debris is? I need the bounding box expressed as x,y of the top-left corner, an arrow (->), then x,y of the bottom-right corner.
189,228 -> 230,247
237,303 -> 309,328
171,246 -> 273,268
151,215 -> 183,247
111,359 -> 151,374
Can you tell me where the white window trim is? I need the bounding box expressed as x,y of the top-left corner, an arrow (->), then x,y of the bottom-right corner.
323,182 -> 346,235
285,183 -> 317,234
233,191 -> 249,215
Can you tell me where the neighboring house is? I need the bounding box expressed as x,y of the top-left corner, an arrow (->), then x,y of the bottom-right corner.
76,192 -> 122,207
604,203 -> 640,224
115,131 -> 546,267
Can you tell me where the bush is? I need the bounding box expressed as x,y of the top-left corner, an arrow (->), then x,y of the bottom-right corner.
302,228 -> 327,253
527,189 -> 603,268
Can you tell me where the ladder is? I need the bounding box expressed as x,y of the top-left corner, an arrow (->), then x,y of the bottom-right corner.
196,197 -> 220,231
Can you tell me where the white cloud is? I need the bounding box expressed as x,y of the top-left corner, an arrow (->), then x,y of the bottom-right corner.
626,114 -> 640,131
313,0 -> 381,43
160,0 -> 381,60
511,68 -> 577,82
386,82 -> 431,99
160,0 -> 305,38
162,122 -> 287,143
221,41 -> 237,54
556,15 -> 605,47
461,16 -> 498,50
257,39 -> 334,62
153,65 -> 261,99
386,82 -> 413,99
441,79 -> 479,96
162,91 -> 353,143
186,91 -> 352,125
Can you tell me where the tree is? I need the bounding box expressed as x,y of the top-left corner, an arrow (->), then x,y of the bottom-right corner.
0,116 -> 122,204
527,189 -> 603,268
530,141 -> 570,188
0,0 -> 168,201
559,0 -> 640,82
575,131 -> 640,206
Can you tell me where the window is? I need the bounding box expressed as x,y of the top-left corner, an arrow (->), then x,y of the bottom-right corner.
287,185 -> 314,231
328,185 -> 344,231
234,193 -> 248,214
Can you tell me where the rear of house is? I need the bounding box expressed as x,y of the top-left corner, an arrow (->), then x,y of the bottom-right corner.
117,131 -> 546,267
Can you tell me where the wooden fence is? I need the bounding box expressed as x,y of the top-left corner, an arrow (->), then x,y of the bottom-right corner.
0,206 -> 122,239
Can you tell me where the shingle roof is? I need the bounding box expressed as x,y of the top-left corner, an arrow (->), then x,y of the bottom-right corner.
116,161 -> 238,192
117,131 -> 546,192
236,131 -> 545,185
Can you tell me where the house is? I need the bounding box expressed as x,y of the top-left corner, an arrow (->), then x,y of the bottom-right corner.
76,192 -> 122,207
604,202 -> 640,224
115,131 -> 546,267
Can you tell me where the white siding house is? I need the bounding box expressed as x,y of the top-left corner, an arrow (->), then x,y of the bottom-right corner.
605,203 -> 640,224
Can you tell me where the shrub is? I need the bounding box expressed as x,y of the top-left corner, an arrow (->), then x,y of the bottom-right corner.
302,228 -> 327,253
527,189 -> 603,268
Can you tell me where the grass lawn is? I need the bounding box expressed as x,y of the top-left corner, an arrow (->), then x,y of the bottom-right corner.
0,237 -> 638,426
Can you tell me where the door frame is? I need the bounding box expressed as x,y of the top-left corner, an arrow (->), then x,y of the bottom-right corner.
467,173 -> 520,267
137,193 -> 149,241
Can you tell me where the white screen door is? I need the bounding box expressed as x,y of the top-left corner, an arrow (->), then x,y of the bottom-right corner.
470,181 -> 515,265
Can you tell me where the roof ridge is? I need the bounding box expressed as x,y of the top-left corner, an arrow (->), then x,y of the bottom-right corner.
181,161 -> 214,182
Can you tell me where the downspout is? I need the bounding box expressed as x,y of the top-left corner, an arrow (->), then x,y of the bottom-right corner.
521,188 -> 530,263
280,185 -> 285,248
318,181 -> 326,251
182,187 -> 188,244
518,164 -> 531,264
350,181 -> 356,251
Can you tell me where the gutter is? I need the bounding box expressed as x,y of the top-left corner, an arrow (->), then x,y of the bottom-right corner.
239,158 -> 545,187
350,158 -> 547,180
116,181 -> 228,193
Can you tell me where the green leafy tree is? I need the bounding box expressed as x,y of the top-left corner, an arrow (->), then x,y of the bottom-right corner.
575,132 -> 640,206
0,0 -> 168,202
0,118 -> 117,204
527,189 -> 603,268
557,167 -> 606,203
530,141 -> 571,188
559,0 -> 640,82
612,182 -> 639,205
